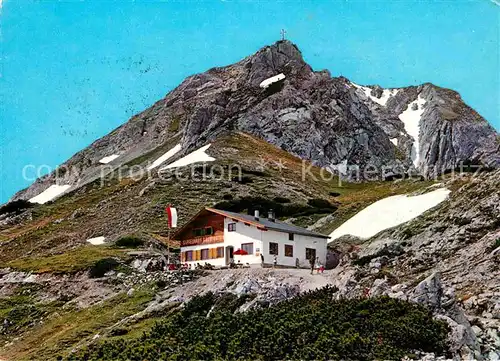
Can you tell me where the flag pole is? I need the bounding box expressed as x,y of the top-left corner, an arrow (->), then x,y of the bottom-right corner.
167,203 -> 171,266
167,226 -> 171,266
165,204 -> 177,268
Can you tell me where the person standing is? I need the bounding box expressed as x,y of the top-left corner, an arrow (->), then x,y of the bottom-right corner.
261,253 -> 265,268
273,255 -> 278,268
309,256 -> 315,275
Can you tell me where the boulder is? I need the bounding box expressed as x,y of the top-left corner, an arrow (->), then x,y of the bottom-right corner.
410,272 -> 443,310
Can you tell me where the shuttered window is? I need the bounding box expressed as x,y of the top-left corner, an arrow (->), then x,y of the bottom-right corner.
185,247 -> 224,261
285,245 -> 293,257
216,247 -> 224,258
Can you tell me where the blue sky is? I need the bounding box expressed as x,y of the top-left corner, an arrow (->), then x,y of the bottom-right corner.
0,0 -> 499,203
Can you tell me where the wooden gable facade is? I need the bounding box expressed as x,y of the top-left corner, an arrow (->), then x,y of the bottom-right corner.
174,209 -> 225,247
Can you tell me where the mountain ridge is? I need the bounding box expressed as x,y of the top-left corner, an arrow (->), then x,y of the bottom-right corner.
10,40 -> 500,205
0,41 -> 499,360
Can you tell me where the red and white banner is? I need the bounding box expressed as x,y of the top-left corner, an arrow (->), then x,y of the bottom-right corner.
165,205 -> 178,228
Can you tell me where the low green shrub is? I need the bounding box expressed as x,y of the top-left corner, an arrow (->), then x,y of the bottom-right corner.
168,116 -> 180,132
89,258 -> 120,278
214,196 -> 337,219
115,236 -> 144,248
307,198 -> 335,209
68,287 -> 449,361
490,238 -> 500,252
0,199 -> 33,216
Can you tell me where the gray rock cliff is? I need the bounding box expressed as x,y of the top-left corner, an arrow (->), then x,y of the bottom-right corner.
11,40 -> 499,202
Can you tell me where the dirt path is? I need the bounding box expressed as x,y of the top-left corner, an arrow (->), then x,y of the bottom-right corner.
167,267 -> 340,301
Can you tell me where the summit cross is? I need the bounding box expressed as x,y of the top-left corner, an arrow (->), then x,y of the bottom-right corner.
280,29 -> 286,40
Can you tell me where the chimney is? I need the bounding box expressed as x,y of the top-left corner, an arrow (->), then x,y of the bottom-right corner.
268,209 -> 275,222
254,210 -> 260,221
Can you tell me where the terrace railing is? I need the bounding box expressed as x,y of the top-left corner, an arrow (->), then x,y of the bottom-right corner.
180,235 -> 224,247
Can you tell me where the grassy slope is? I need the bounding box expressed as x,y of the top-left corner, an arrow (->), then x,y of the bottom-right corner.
0,132 -> 436,271
6,245 -> 130,274
1,287 -> 156,361
0,132 -> 444,360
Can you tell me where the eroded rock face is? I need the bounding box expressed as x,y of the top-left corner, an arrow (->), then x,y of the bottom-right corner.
409,272 -> 445,310
411,273 -> 479,359
329,172 -> 500,360
11,41 -> 499,202
416,84 -> 500,177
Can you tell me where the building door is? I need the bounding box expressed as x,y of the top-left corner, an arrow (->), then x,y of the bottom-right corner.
225,246 -> 234,265
305,248 -> 316,263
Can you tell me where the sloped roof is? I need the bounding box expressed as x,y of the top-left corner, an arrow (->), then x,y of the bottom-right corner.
206,208 -> 329,239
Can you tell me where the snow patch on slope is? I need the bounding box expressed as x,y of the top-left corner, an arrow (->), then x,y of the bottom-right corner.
329,188 -> 450,241
87,236 -> 106,245
29,185 -> 71,204
148,143 -> 182,170
160,144 -> 215,170
260,73 -> 286,89
352,83 -> 399,106
398,95 -> 427,167
331,159 -> 348,175
99,154 -> 120,164
390,138 -> 398,146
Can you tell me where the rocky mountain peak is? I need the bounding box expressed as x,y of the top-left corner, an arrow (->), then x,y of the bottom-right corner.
9,41 -> 499,203
244,40 -> 312,85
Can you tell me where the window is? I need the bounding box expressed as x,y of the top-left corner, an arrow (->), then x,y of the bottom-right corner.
288,233 -> 294,241
269,242 -> 278,255
228,223 -> 236,232
186,251 -> 193,261
306,248 -> 316,261
216,247 -> 224,258
192,227 -> 214,237
285,244 -> 293,257
241,243 -> 253,254
201,248 -> 209,260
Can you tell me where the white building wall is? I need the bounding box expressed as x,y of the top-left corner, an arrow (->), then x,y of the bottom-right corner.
181,216 -> 327,268
181,242 -> 226,267
261,229 -> 327,268
223,217 -> 263,265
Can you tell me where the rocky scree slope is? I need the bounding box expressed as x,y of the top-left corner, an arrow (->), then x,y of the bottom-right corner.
0,40 -> 499,361
329,171 -> 500,360
12,40 -> 499,202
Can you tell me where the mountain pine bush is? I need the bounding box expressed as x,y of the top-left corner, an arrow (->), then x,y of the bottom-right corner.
67,286 -> 449,360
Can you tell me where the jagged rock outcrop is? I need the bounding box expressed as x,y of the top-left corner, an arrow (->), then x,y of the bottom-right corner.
11,40 -> 498,203
330,171 -> 500,360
